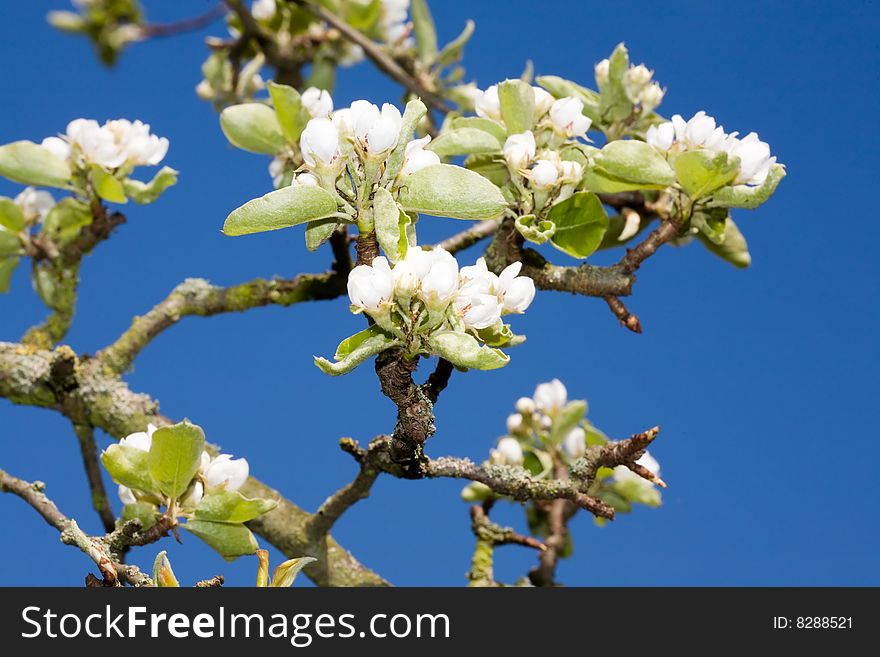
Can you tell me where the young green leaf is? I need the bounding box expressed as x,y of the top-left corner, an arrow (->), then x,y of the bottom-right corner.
396,163 -> 506,220
595,140 -> 675,186
436,19 -> 474,69
42,198 -> 92,244
269,556 -> 317,588
449,116 -> 508,143
384,98 -> 428,181
0,257 -> 21,294
152,551 -> 180,587
315,330 -> 399,376
220,103 -> 286,154
428,128 -> 503,157
223,185 -> 339,236
267,81 -> 309,143
183,519 -> 259,561
0,141 -> 72,188
547,191 -> 609,258
123,166 -> 178,204
498,79 -> 536,134
304,218 -> 339,252
121,502 -> 159,531
148,420 -> 206,500
709,164 -> 786,209
0,198 -> 26,233
549,401 -> 588,444
427,331 -> 510,370
598,43 -> 633,123
410,0 -> 438,62
696,216 -> 751,268
673,149 -> 740,199
101,444 -> 156,494
373,188 -> 407,263
89,165 -> 127,204
195,490 -> 278,524
515,213 -> 555,244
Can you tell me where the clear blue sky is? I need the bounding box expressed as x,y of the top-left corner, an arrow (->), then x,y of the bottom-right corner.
1,1 -> 877,586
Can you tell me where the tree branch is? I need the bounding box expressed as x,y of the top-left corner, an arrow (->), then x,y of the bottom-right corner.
436,220 -> 499,254
468,504 -> 545,587
72,423 -> 115,533
97,271 -> 346,375
140,4 -> 227,39
0,469 -> 152,586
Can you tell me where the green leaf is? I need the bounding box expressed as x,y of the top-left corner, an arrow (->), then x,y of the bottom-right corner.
547,192 -> 609,258
195,490 -> 277,524
101,444 -> 156,494
384,98 -> 428,181
267,82 -> 308,143
148,420 -> 206,500
315,329 -> 399,376
476,322 -> 524,348
709,164 -> 786,209
436,20 -> 475,69
220,103 -> 286,154
428,128 -> 502,157
0,141 -> 71,188
427,331 -> 509,370
692,206 -> 729,245
696,216 -> 751,268
373,188 -> 406,263
269,556 -> 317,588
598,43 -> 633,123
596,140 -> 675,187
123,166 -> 178,204
183,519 -> 259,561
89,165 -> 127,204
42,198 -> 92,244
549,401 -> 588,444
674,150 -> 740,199
304,218 -> 338,252
613,479 -> 661,507
410,0 -> 438,62
497,79 -> 535,134
0,227 -> 20,257
0,257 -> 20,294
536,75 -> 600,122
463,154 -> 509,187
0,198 -> 26,232
581,168 -> 669,193
515,213 -> 555,244
450,117 -> 508,143
397,163 -> 506,220
152,551 -> 180,587
223,185 -> 339,236
121,502 -> 159,531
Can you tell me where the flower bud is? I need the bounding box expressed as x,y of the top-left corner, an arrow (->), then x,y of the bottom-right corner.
726,132 -> 775,186
646,122 -> 675,151
474,84 -> 501,120
292,172 -> 319,187
624,64 -> 653,99
420,252 -> 459,306
268,157 -> 285,187
515,396 -> 536,415
118,485 -> 137,505
301,86 -> 334,118
558,159 -> 583,184
351,100 -> 402,155
549,97 -> 592,139
533,86 -> 555,117
332,108 -> 353,137
399,136 -> 441,176
14,187 -> 55,224
496,261 -> 535,313
503,131 -> 536,171
618,207 -> 641,242
299,117 -> 340,167
638,82 -> 664,112
40,136 -> 70,162
491,437 -> 524,466
562,426 -> 587,459
252,0 -> 276,21
506,413 -> 524,434
119,423 -> 158,451
348,256 -> 395,312
530,159 -> 560,188
533,379 -> 567,414
204,454 -> 249,492
594,58 -> 610,87
181,481 -> 204,508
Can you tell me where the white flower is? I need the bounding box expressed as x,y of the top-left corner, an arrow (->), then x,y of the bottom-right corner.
300,117 -> 340,167
66,119 -> 125,169
726,132 -> 775,185
506,413 -> 523,433
331,108 -> 353,137
530,159 -> 560,188
474,84 -> 501,120
549,97 -> 591,139
625,64 -> 653,95
639,82 -> 664,111
703,126 -> 729,152
459,256 -> 499,291
645,122 -> 675,151
491,437 -> 524,466
14,187 -> 54,224
562,426 -> 586,459
252,0 -> 276,21
534,379 -> 567,414
204,454 -> 249,492
119,423 -> 158,451
503,131 -> 536,171
533,87 -> 554,117
41,136 -> 70,161
350,100 -> 402,154
618,208 -> 641,242
515,396 -> 536,415
681,111 -> 717,149
380,0 -> 410,43
104,119 -> 169,166
456,292 -> 502,329
418,249 -> 459,304
301,86 -> 333,118
559,159 -> 584,184
181,481 -> 204,508
613,451 -> 660,484
496,261 -> 535,314
348,256 -> 395,312
594,58 -> 610,87
65,118 -> 168,169
399,136 -> 441,176
118,485 -> 137,505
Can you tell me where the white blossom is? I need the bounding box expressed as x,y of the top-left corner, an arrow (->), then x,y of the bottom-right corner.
64,118 -> 168,169
380,0 -> 410,43
455,292 -> 502,329
533,86 -> 555,117
300,117 -> 340,167
559,159 -> 584,184
725,132 -> 775,185
491,437 -> 524,466
118,485 -> 137,505
594,58 -> 610,87
534,379 -> 567,414
331,108 -> 353,137
350,100 -> 402,154
562,426 -> 587,459
104,119 -> 169,166
418,248 -> 459,305
496,261 -> 535,314
14,187 -> 55,224
549,97 -> 592,139
474,84 -> 501,120
680,111 -> 717,149
292,172 -> 319,187
639,82 -> 664,111
625,64 -> 653,96
204,454 -> 249,492
41,136 -> 71,161
251,0 -> 276,21
119,423 -> 158,451
506,413 -> 524,433
301,86 -> 333,118
503,131 -> 536,171
618,207 -> 641,242
530,159 -> 560,188
515,396 -> 536,415
181,481 -> 204,508
399,136 -> 441,176
646,122 -> 675,151
348,256 -> 395,312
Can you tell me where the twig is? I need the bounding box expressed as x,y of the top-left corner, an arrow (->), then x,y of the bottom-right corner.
306,447 -> 379,538
290,0 -> 451,114
468,504 -> 545,587
72,423 -> 116,533
0,469 -> 152,586
422,358 -> 453,403
470,505 -> 544,551
140,4 -> 227,39
604,296 -> 642,333
569,425 -> 664,487
529,461 -> 575,587
194,575 -> 225,587
97,271 -> 346,374
617,219 -> 684,276
436,220 -> 499,254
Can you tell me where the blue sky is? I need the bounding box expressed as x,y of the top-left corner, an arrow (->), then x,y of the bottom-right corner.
1,0 -> 878,586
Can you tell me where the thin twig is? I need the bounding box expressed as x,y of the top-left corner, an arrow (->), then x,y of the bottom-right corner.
436,220 -> 499,254
140,4 -> 227,39
604,296 -> 643,333
72,423 -> 116,533
423,358 -> 454,403
306,449 -> 379,538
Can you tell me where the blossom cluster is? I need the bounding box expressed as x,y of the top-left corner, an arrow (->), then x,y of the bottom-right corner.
41,118 -> 168,172
594,57 -> 665,113
348,247 -> 535,336
116,423 -> 249,510
647,110 -> 776,186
